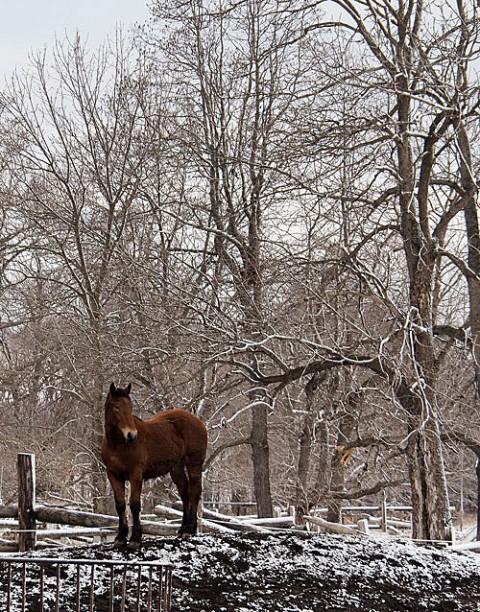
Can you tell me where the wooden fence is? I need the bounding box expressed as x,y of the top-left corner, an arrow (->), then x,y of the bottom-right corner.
0,453 -> 473,552
1,453 -> 294,551
1,453 -> 181,552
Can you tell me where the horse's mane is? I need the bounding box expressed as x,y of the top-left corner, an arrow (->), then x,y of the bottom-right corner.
109,384 -> 131,399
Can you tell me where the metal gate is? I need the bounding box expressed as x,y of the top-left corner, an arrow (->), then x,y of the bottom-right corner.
0,556 -> 173,612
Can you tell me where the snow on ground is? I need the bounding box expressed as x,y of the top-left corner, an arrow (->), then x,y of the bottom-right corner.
12,531 -> 480,611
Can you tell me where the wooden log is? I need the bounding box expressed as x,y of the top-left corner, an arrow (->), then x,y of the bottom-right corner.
304,515 -> 358,535
0,505 -> 18,518
0,540 -> 18,552
154,504 -> 236,534
365,516 -> 411,529
173,502 -> 287,532
448,540 -> 480,553
243,516 -> 295,527
35,505 -> 117,528
17,453 -> 36,552
171,502 -> 260,532
201,507 -> 267,532
36,527 -> 115,539
35,505 -> 177,536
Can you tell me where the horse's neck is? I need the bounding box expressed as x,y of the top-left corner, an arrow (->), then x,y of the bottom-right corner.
104,417 -> 124,446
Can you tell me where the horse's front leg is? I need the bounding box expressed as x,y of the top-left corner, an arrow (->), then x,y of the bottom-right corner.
128,473 -> 143,551
107,470 -> 128,547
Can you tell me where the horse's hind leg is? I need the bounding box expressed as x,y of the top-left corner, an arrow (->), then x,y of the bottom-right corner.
170,464 -> 190,536
185,462 -> 203,535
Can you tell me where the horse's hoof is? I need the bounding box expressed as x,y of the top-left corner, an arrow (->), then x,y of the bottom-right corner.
127,540 -> 141,551
113,539 -> 127,549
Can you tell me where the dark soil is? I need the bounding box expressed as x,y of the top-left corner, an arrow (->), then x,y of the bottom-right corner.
5,532 -> 480,611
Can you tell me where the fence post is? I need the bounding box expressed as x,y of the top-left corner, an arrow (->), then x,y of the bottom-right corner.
381,489 -> 387,533
17,453 -> 36,552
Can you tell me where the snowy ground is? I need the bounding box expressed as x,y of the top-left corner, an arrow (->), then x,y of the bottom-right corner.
8,531 -> 480,611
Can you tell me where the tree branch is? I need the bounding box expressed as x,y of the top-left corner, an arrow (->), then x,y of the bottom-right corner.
330,479 -> 405,500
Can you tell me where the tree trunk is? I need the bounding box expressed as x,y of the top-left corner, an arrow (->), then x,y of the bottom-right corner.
91,343 -> 110,515
326,391 -> 358,523
314,419 -> 330,502
17,453 -> 36,552
250,389 -> 273,518
295,373 -> 323,523
401,380 -> 451,542
395,64 -> 451,540
453,87 -> 480,539
477,459 -> 480,541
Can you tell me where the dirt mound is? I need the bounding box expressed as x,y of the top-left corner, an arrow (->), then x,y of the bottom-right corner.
29,531 -> 480,611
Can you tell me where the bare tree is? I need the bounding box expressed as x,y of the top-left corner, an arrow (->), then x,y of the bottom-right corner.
284,0 -> 480,540
146,0 -> 317,516
1,0 -> 479,536
222,0 -> 480,539
2,34 -> 155,510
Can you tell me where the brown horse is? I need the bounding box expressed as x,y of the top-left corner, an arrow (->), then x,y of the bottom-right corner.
101,383 -> 208,549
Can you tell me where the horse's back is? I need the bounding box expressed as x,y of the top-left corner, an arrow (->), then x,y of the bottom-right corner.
144,409 -> 207,462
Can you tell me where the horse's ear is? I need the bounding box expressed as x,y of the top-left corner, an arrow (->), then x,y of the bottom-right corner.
126,383 -> 132,395
109,382 -> 116,394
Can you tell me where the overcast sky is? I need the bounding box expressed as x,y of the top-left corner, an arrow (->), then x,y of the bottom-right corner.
0,0 -> 150,78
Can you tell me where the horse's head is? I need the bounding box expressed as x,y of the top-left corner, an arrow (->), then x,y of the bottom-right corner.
105,382 -> 138,443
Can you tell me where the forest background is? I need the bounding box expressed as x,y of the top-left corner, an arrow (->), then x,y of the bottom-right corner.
1,0 -> 480,543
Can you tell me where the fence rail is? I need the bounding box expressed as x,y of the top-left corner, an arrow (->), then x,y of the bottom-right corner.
0,556 -> 173,612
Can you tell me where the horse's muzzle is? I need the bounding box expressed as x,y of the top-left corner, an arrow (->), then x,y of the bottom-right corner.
122,429 -> 138,443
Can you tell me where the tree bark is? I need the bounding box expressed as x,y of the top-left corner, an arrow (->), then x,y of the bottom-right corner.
17,453 -> 36,552
250,394 -> 273,518
295,373 -> 324,523
326,391 -> 359,523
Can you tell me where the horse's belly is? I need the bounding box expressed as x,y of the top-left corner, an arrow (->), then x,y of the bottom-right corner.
143,463 -> 171,479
